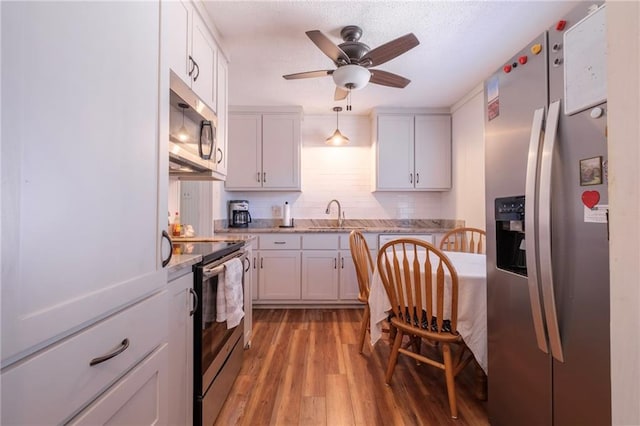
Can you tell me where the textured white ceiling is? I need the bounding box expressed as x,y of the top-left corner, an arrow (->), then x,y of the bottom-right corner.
202,1 -> 578,114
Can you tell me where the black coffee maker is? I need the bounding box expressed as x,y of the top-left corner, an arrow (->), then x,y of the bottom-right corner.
228,200 -> 252,228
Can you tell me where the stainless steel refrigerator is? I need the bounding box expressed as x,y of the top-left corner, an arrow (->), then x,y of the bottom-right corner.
484,3 -> 610,425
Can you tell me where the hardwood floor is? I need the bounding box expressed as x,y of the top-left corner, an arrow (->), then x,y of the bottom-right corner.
214,308 -> 489,426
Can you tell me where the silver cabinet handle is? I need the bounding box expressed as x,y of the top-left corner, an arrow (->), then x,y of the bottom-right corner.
216,147 -> 223,164
334,258 -> 337,269
257,172 -> 261,183
524,107 -> 548,355
253,256 -> 256,269
341,257 -> 344,269
260,257 -> 263,269
90,338 -> 130,366
243,257 -> 250,272
409,173 -> 413,184
274,241 -> 286,245
192,60 -> 200,81
263,172 -> 266,183
416,173 -> 420,184
539,100 -> 564,362
189,288 -> 198,317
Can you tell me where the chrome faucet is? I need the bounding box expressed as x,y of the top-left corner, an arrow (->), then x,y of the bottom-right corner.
325,199 -> 343,227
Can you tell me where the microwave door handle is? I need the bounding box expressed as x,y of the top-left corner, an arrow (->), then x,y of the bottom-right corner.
539,100 -> 564,362
199,121 -> 213,160
524,107 -> 549,354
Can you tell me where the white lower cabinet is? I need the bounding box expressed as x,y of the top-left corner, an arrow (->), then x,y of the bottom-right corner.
68,344 -> 169,425
0,291 -> 168,425
258,251 -> 302,300
302,251 -> 340,300
167,272 -> 194,426
339,250 -> 360,300
257,235 -> 301,301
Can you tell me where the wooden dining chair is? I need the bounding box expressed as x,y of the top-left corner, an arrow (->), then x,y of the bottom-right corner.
439,227 -> 486,254
349,230 -> 376,354
377,238 -> 473,419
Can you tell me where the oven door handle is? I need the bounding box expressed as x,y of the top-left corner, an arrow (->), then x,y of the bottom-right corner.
189,288 -> 198,317
202,251 -> 247,279
203,264 -> 225,279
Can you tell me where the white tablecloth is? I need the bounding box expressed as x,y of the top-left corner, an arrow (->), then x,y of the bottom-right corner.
369,251 -> 487,374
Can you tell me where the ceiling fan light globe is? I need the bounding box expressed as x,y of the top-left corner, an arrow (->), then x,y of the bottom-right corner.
332,64 -> 371,90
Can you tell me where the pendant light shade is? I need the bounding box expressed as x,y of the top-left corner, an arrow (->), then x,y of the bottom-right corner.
326,106 -> 349,146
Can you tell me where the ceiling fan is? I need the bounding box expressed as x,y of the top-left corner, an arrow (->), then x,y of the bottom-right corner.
283,25 -> 420,101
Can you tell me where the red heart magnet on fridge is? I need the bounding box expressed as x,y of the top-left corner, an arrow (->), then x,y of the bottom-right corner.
581,191 -> 600,209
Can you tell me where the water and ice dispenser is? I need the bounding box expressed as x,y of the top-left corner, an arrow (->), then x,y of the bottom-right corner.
495,196 -> 527,276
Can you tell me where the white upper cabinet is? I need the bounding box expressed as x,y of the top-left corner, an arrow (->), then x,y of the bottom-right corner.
167,0 -> 218,112
1,1 -> 167,365
414,115 -> 452,190
215,54 -> 229,176
374,112 -> 452,191
226,110 -> 301,191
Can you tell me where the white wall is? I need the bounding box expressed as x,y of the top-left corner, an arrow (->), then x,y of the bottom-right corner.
219,114 -> 443,221
441,85 -> 486,229
607,1 -> 640,424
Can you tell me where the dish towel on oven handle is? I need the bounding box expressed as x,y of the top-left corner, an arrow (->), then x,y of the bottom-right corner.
216,258 -> 245,328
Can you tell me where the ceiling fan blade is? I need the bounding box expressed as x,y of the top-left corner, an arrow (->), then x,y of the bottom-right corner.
369,69 -> 411,88
283,70 -> 333,80
334,87 -> 349,101
306,30 -> 351,65
362,33 -> 419,67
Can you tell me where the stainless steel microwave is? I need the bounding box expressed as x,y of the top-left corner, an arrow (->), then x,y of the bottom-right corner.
169,71 -> 223,180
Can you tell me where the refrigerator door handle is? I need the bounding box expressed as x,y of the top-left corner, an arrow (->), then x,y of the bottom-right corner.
525,107 -> 549,354
538,100 -> 564,362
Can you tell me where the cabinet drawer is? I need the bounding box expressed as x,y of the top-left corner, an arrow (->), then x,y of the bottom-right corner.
302,234 -> 339,250
259,234 -> 301,250
0,290 -> 167,425
339,233 -> 378,250
68,344 -> 168,425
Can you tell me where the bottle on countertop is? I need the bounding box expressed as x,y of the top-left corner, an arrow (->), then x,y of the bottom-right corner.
172,212 -> 182,237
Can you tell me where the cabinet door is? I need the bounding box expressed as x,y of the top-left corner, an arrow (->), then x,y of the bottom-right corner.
215,55 -> 229,176
415,115 -> 452,190
243,245 -> 253,347
191,10 -> 217,111
302,251 -> 339,300
251,250 -> 259,301
376,115 -> 415,190
166,0 -> 191,84
258,251 -> 301,300
67,344 -> 169,425
262,114 -> 301,189
168,274 -> 193,426
1,1 -> 166,364
339,251 -> 360,300
226,114 -> 262,189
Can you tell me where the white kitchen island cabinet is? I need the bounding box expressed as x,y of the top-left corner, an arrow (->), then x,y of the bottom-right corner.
374,111 -> 452,191
1,1 -> 169,423
226,108 -> 302,191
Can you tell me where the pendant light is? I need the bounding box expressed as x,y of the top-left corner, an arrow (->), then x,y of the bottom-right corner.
177,102 -> 190,142
325,106 -> 349,146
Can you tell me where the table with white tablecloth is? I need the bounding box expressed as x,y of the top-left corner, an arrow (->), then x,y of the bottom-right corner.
369,250 -> 488,374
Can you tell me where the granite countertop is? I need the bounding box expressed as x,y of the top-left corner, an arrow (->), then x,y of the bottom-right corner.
167,253 -> 201,277
214,218 -> 464,234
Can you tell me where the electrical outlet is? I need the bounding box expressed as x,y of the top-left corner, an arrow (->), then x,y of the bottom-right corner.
272,205 -> 282,217
181,190 -> 192,200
